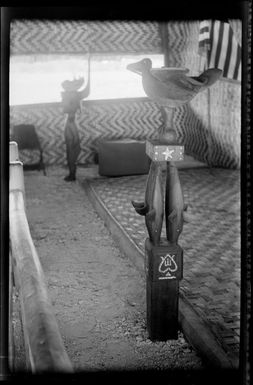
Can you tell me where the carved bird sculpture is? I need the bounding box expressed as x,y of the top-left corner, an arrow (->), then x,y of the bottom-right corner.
127,58 -> 222,108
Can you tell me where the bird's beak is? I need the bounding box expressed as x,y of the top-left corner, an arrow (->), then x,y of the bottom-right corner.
126,61 -> 143,75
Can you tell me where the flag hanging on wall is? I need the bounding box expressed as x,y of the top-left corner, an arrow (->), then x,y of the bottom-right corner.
198,20 -> 241,82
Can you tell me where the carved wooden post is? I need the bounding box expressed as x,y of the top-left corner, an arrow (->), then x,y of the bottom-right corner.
132,107 -> 185,340
61,53 -> 90,181
127,57 -> 222,341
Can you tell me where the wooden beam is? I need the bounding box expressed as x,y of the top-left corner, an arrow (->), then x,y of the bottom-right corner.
159,22 -> 170,67
9,161 -> 73,373
9,141 -> 19,163
8,254 -> 14,372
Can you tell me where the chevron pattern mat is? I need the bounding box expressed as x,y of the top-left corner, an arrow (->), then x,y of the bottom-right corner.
86,167 -> 240,364
10,99 -> 160,166
10,20 -> 162,54
9,20 -> 199,64
166,22 -> 194,67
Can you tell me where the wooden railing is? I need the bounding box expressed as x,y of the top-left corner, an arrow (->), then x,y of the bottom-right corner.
9,142 -> 73,373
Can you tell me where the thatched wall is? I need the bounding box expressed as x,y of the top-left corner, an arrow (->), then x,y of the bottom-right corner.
10,20 -> 162,54
10,20 -> 241,169
10,99 -> 160,166
167,21 -> 241,168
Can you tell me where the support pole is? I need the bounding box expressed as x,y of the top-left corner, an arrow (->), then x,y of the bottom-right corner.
159,22 -> 170,67
127,57 -> 222,342
145,238 -> 183,340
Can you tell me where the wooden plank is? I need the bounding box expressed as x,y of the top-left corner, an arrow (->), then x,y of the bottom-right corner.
9,161 -> 25,194
8,255 -> 14,372
9,142 -> 19,163
9,162 -> 73,373
158,22 -> 170,67
10,191 -> 73,373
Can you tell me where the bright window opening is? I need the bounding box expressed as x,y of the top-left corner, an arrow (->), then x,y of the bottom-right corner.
10,54 -> 164,106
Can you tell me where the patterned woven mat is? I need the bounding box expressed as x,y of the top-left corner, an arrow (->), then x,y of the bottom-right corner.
85,167 -> 240,365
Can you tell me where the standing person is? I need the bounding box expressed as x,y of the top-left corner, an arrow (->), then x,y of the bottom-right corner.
61,54 -> 90,181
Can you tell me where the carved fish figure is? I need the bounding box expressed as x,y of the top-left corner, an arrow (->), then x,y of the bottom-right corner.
127,58 -> 222,108
165,161 -> 190,244
132,162 -> 164,245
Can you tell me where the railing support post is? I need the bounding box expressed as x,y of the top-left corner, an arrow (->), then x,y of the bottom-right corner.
145,238 -> 183,340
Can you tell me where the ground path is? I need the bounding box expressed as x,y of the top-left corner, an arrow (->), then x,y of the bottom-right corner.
12,166 -> 204,376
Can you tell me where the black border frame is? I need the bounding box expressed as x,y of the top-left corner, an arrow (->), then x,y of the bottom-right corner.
1,2 -> 251,384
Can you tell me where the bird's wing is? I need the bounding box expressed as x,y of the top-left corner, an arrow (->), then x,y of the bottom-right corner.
170,68 -> 223,92
173,74 -> 206,91
150,70 -> 203,93
150,68 -> 189,83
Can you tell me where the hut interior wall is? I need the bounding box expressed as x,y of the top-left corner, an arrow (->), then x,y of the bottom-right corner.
9,20 -> 241,169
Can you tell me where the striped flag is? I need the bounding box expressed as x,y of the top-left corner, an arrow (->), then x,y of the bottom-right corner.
198,20 -> 241,82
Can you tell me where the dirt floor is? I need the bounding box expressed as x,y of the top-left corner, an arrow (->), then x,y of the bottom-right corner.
11,166 -> 204,375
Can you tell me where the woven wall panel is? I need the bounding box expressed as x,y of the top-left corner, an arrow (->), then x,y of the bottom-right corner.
10,100 -> 161,166
9,20 -> 240,168
10,104 -> 67,165
181,21 -> 241,168
10,94 -> 240,168
183,22 -> 204,74
10,20 -> 162,54
208,81 -> 241,168
189,85 -> 240,168
173,102 -> 210,163
78,100 -> 162,164
166,22 -> 193,67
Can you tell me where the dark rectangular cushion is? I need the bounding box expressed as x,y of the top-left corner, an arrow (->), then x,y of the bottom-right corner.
98,139 -> 150,176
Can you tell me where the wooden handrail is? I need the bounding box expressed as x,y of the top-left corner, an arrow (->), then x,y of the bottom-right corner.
9,141 -> 19,163
9,158 -> 73,373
